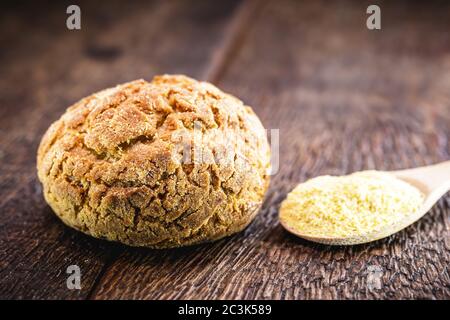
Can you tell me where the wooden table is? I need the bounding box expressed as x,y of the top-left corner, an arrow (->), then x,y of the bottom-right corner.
1,0 -> 449,300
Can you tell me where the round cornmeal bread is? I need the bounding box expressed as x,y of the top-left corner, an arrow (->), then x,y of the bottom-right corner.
37,75 -> 270,248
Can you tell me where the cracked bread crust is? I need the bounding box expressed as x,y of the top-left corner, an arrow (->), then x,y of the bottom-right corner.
37,75 -> 271,248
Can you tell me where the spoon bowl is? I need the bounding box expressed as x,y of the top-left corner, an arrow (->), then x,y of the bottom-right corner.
280,161 -> 450,245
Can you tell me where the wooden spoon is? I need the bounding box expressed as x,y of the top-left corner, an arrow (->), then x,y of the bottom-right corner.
280,161 -> 450,245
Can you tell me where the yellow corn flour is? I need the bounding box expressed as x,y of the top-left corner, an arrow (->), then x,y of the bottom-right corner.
280,171 -> 424,238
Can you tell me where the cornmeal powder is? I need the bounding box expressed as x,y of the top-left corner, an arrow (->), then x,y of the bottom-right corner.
280,171 -> 424,238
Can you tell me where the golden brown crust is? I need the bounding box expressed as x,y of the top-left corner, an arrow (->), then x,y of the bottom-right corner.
37,75 -> 270,248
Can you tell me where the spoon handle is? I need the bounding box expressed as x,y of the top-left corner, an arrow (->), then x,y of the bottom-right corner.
393,161 -> 450,190
393,161 -> 450,213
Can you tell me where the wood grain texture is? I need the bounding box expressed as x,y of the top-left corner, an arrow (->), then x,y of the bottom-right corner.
0,0 -> 241,299
91,0 -> 450,300
0,0 -> 449,300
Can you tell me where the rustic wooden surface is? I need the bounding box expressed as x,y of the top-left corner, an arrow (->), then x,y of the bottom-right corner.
0,0 -> 449,300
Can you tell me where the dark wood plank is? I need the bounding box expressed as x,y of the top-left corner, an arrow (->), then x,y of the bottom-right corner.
0,0 -> 242,299
91,0 -> 450,299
